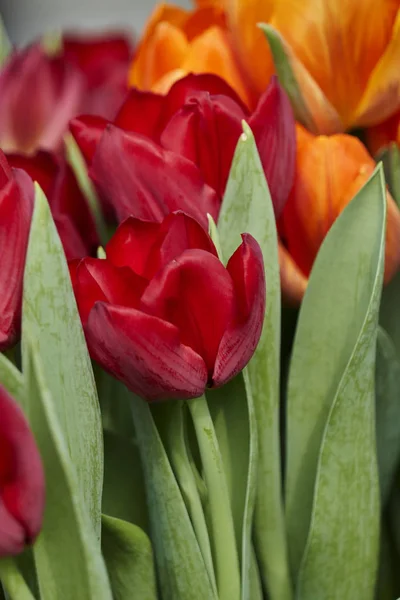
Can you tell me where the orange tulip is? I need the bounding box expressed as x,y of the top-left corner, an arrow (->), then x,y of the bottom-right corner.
128,3 -> 251,106
224,0 -> 400,133
280,125 -> 400,304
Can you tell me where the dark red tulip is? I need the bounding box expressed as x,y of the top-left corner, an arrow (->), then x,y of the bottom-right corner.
90,125 -> 219,229
72,74 -> 295,216
7,152 -> 98,260
0,43 -> 83,154
72,212 -> 265,401
63,32 -> 134,119
0,385 -> 45,557
0,151 -> 34,351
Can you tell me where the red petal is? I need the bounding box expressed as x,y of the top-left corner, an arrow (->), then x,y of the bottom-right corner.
115,89 -> 166,140
87,304 -> 208,401
75,258 -> 146,325
90,125 -> 220,228
213,234 -> 266,386
161,92 -> 244,198
0,384 -> 45,555
106,217 -> 162,276
248,77 -> 296,216
0,169 -> 34,351
0,151 -> 12,187
69,115 -> 109,164
141,249 -> 234,374
6,151 -> 58,197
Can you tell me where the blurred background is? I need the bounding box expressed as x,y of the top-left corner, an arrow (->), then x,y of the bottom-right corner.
0,0 -> 191,45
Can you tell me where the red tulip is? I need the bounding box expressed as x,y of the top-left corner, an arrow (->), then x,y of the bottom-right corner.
72,212 -> 265,401
0,384 -> 45,556
71,74 -> 296,216
0,43 -> 83,154
0,151 -> 34,351
63,32 -> 134,119
7,152 -> 98,260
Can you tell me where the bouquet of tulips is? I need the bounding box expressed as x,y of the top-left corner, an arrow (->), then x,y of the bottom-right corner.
1,1 -> 400,599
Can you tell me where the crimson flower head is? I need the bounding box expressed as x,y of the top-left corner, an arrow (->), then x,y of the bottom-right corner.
0,385 -> 45,556
71,212 -> 265,401
7,151 -> 98,260
0,150 -> 34,351
0,43 -> 83,154
71,73 -> 295,217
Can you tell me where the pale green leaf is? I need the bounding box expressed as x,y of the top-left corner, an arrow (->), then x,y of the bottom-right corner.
101,515 -> 157,600
378,143 -> 400,208
130,393 -> 216,600
22,184 -> 103,539
290,166 -> 385,599
0,15 -> 11,67
218,121 -> 291,599
24,338 -> 112,600
0,353 -> 24,407
0,559 -> 34,600
376,327 -> 400,503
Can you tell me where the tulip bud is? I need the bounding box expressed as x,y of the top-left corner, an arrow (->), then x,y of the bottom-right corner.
72,212 -> 266,401
0,151 -> 34,351
280,125 -> 400,303
0,385 -> 45,556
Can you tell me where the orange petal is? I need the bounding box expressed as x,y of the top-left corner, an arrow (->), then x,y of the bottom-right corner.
353,9 -> 400,127
129,21 -> 189,90
183,6 -> 227,40
182,26 -> 252,107
226,0 -> 276,99
279,243 -> 308,306
128,4 -> 190,89
152,68 -> 188,94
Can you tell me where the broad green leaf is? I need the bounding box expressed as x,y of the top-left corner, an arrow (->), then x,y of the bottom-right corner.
380,270 -> 400,356
64,133 -> 108,244
378,143 -> 400,208
376,327 -> 400,504
130,393 -> 216,600
24,338 -> 112,600
0,353 -> 24,406
0,16 -> 11,67
22,184 -> 103,538
103,430 -> 148,532
0,559 -> 34,600
218,122 -> 291,600
101,515 -> 157,600
291,166 -> 385,598
375,518 -> 399,600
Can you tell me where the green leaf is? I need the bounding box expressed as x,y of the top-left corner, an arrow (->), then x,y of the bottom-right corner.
380,270 -> 400,356
24,337 -> 112,600
378,143 -> 400,208
0,353 -> 24,407
101,515 -> 157,600
376,327 -> 400,504
259,24 -> 317,134
288,166 -> 385,598
0,559 -> 34,600
22,184 -> 103,539
218,121 -> 291,600
103,430 -> 148,532
0,15 -> 11,67
64,133 -> 108,245
130,393 -> 216,600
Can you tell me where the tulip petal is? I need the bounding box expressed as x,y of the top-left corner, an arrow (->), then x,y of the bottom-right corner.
161,91 -> 244,197
6,151 -> 58,197
115,89 -> 165,140
69,115 -> 109,164
278,243 -> 308,305
213,234 -> 265,386
87,303 -> 208,401
106,212 -> 217,278
0,384 -> 45,556
354,11 -> 400,127
141,249 -> 234,374
0,168 -> 34,351
249,76 -> 296,215
75,258 -> 146,325
90,125 -> 220,228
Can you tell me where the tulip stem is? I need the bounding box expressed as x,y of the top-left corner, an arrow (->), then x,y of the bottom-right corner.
162,401 -> 217,595
188,394 -> 241,600
0,558 -> 35,600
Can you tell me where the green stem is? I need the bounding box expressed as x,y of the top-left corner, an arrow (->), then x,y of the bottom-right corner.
164,402 -> 217,595
0,559 -> 35,600
188,394 -> 241,600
